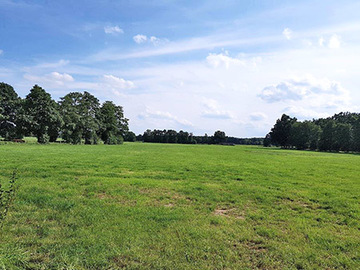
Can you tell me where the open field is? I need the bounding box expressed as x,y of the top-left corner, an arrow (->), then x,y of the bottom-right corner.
0,143 -> 359,269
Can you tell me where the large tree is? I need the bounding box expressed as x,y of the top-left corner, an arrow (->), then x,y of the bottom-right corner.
213,130 -> 226,144
333,122 -> 352,152
81,92 -> 101,144
23,85 -> 62,143
270,114 -> 297,148
0,83 -> 21,140
98,101 -> 128,144
59,92 -> 84,144
60,91 -> 101,144
290,121 -> 321,150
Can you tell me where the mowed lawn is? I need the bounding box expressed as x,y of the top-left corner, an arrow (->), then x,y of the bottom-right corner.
0,143 -> 359,269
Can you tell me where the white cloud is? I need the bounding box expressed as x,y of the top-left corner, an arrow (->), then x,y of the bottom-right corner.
49,72 -> 74,82
206,53 -> 246,69
133,34 -> 168,45
104,26 -> 124,35
150,36 -> 158,43
283,105 -> 329,119
259,75 -> 352,120
149,36 -> 168,45
201,99 -> 233,119
259,76 -> 349,103
133,34 -> 147,44
282,28 -> 292,40
328,34 -> 341,49
250,112 -> 267,121
138,108 -> 193,127
103,75 -> 134,89
317,35 -> 341,49
0,49 -> 3,55
24,72 -> 74,87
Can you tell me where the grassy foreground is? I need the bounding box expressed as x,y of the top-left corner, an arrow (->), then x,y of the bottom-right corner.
0,143 -> 359,269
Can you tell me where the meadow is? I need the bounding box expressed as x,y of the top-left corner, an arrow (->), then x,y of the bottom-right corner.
0,142 -> 359,269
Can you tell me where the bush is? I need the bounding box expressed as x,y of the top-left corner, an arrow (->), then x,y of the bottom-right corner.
106,135 -> 124,145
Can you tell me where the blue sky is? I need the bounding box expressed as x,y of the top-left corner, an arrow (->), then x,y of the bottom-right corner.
1,0 -> 360,137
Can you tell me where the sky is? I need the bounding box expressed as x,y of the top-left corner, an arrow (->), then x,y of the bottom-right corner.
1,0 -> 360,137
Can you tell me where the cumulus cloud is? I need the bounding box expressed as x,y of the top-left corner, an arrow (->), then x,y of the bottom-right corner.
133,34 -> 147,44
24,72 -> 74,86
49,72 -> 74,82
206,53 -> 246,69
201,99 -> 233,119
250,112 -> 267,121
104,25 -> 124,35
259,76 -> 348,103
133,34 -> 168,45
282,28 -> 292,40
283,105 -> 329,119
328,34 -> 341,49
317,35 -> 341,49
103,74 -> 134,89
259,76 -> 352,119
138,108 -> 193,127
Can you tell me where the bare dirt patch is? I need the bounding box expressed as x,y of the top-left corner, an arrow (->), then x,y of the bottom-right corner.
214,208 -> 245,220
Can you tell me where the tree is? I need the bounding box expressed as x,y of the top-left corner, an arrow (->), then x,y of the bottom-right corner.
23,85 -> 62,143
289,121 -> 321,150
308,122 -> 322,150
143,129 -> 154,142
81,92 -> 101,144
166,130 -> 177,143
270,114 -> 297,148
263,133 -> 271,147
60,91 -> 103,144
0,83 -> 21,140
333,123 -> 352,152
353,118 -> 360,151
59,92 -> 84,144
213,130 -> 226,144
124,131 -> 136,142
98,101 -> 128,144
318,120 -> 335,151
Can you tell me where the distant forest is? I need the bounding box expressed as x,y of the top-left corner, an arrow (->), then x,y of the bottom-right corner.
266,112 -> 360,152
136,129 -> 263,145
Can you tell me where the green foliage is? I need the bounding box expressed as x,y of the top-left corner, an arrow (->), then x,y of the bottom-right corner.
60,92 -> 129,145
0,144 -> 359,269
269,112 -> 360,152
213,130 -> 226,144
290,121 -> 321,150
0,171 -> 16,227
263,133 -> 271,147
23,85 -> 63,143
0,82 -> 130,145
98,101 -> 128,144
105,134 -> 124,145
124,131 -> 136,142
270,114 -> 297,148
0,83 -> 21,140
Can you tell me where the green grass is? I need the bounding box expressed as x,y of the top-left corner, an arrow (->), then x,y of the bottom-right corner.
0,143 -> 359,269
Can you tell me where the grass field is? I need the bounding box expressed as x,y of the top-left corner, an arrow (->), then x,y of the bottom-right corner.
0,142 -> 359,269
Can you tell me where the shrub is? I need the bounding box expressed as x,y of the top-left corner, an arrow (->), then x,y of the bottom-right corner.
106,135 -> 124,145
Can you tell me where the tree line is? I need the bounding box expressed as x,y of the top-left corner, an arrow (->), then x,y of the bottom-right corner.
137,129 -> 264,145
0,82 -> 130,144
265,112 -> 360,152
